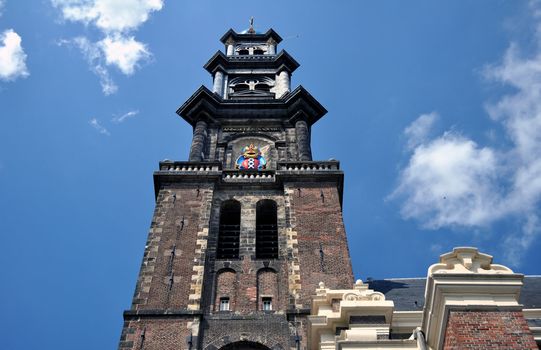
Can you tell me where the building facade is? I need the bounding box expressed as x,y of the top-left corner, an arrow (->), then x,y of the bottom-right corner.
118,26 -> 541,350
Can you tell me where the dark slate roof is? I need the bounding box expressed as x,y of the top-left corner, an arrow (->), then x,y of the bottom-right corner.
368,278 -> 426,311
368,276 -> 541,311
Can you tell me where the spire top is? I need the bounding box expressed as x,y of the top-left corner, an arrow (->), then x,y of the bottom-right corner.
248,17 -> 255,34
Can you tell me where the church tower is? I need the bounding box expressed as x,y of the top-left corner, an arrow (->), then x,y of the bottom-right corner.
118,23 -> 354,350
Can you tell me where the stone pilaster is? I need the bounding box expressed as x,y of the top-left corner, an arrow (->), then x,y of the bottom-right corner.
295,119 -> 312,161
275,70 -> 290,98
212,71 -> 224,97
189,120 -> 207,161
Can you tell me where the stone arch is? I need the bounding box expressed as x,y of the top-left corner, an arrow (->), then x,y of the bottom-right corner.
225,132 -> 278,143
219,341 -> 272,350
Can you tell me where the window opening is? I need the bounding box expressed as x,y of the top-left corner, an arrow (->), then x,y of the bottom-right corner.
217,200 -> 240,259
253,49 -> 264,55
262,297 -> 272,311
219,297 -> 230,311
256,200 -> 278,259
238,49 -> 249,55
255,83 -> 270,92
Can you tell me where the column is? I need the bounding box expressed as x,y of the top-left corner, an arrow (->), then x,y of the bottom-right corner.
225,38 -> 235,56
275,70 -> 290,98
189,120 -> 207,161
212,71 -> 224,97
226,44 -> 234,56
295,119 -> 312,161
267,39 -> 276,55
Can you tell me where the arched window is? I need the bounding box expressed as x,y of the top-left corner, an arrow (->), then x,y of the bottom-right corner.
215,269 -> 236,311
232,83 -> 250,93
217,200 -> 240,259
257,268 -> 278,311
256,200 -> 278,259
254,83 -> 270,92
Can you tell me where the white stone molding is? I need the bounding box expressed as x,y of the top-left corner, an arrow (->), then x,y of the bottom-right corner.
309,280 -> 397,350
428,247 -> 513,275
422,247 -> 524,350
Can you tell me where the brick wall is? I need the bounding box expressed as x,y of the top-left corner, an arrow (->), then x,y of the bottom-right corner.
443,310 -> 538,349
257,268 -> 278,310
214,269 -> 237,311
119,318 -> 192,350
287,183 -> 354,308
130,184 -> 214,311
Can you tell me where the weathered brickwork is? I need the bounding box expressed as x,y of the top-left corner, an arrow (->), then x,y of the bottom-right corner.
129,184 -> 214,311
201,314 -> 292,350
286,182 -> 354,308
257,268 -> 278,310
443,310 -> 538,350
214,269 -> 237,311
200,190 -> 291,314
119,318 -> 194,350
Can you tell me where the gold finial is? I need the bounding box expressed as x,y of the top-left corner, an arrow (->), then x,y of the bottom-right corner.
248,17 -> 255,34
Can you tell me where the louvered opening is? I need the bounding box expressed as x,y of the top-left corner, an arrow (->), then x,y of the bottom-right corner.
256,200 -> 278,259
217,200 -> 240,259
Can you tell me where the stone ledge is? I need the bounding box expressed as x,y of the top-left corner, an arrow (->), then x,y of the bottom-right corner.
123,309 -> 203,320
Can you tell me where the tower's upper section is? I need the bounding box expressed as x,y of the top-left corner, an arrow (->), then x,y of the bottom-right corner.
204,25 -> 299,100
175,24 -> 329,169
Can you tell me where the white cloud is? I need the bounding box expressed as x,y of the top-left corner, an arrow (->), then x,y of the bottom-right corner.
404,112 -> 438,150
51,0 -> 163,33
99,35 -> 149,75
112,109 -> 139,123
0,29 -> 29,81
392,8 -> 541,265
60,37 -> 117,95
392,131 -> 500,228
51,0 -> 162,93
89,118 -> 110,135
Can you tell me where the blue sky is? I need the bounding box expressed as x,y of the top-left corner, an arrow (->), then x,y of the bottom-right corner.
1,1 -> 541,349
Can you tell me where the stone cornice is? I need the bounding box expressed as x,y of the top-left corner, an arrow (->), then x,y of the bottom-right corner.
219,28 -> 283,44
176,85 -> 327,127
152,161 -> 344,203
203,50 -> 300,74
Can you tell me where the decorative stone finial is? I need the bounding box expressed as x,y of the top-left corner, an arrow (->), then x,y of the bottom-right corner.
428,247 -> 513,275
248,17 -> 255,34
318,281 -> 325,289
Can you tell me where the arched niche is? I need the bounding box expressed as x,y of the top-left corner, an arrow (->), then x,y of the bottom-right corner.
227,136 -> 276,170
214,268 -> 237,312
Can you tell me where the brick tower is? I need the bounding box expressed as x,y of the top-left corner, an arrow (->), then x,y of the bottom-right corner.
118,24 -> 354,350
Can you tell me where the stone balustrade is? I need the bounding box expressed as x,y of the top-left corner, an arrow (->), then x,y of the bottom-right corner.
277,161 -> 340,171
222,170 -> 275,182
159,161 -> 221,172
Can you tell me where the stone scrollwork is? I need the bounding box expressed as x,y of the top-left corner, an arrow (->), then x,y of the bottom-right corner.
428,247 -> 514,275
342,290 -> 386,302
